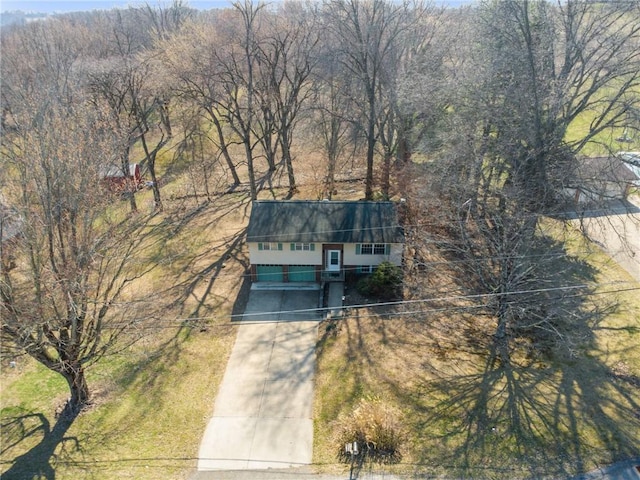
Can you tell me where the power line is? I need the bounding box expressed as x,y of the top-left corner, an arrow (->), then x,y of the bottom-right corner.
102,282 -> 640,329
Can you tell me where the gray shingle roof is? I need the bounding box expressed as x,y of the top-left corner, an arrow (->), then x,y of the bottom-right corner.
246,200 -> 404,244
576,156 -> 640,184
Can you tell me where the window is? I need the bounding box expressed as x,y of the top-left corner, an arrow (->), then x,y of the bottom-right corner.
358,265 -> 375,274
356,243 -> 389,255
290,243 -> 315,251
258,242 -> 282,251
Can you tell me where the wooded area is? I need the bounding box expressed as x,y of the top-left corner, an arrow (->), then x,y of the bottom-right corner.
1,0 -> 639,477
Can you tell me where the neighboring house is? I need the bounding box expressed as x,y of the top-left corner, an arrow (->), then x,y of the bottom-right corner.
619,152 -> 640,183
100,163 -> 142,192
246,200 -> 405,283
564,155 -> 640,204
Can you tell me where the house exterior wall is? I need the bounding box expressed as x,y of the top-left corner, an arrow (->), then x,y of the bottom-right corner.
563,183 -> 629,204
248,243 -> 322,265
248,242 -> 403,267
343,243 -> 403,266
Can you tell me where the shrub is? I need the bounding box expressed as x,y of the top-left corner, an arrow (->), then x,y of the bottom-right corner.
356,261 -> 402,299
334,397 -> 405,464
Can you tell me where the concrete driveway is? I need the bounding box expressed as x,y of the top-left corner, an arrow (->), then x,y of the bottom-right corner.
568,198 -> 640,282
197,286 -> 321,471
241,286 -> 323,322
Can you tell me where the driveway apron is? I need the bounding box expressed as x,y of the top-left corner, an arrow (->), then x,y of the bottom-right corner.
569,200 -> 640,282
197,290 -> 320,471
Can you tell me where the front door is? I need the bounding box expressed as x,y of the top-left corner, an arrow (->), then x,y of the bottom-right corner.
327,250 -> 341,272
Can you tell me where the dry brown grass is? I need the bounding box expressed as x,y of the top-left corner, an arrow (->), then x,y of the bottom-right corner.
314,220 -> 640,479
0,192 -> 251,479
4,133 -> 639,479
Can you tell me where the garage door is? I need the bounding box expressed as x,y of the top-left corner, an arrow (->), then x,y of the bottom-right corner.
288,265 -> 316,282
256,265 -> 284,282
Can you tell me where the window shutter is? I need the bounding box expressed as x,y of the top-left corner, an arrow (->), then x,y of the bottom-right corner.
385,244 -> 390,255
290,243 -> 295,251
258,243 -> 263,251
310,243 -> 315,251
278,243 -> 283,251
356,244 -> 361,255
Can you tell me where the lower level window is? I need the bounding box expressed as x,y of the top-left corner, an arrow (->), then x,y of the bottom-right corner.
359,265 -> 376,274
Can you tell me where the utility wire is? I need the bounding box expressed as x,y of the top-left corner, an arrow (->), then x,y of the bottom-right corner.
102,282 -> 640,329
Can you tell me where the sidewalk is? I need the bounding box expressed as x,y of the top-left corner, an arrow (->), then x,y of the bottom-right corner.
326,281 -> 345,319
569,458 -> 640,480
191,458 -> 640,480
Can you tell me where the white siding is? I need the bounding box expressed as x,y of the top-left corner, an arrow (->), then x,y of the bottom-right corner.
248,243 -> 322,265
343,243 -> 403,266
249,242 -> 403,267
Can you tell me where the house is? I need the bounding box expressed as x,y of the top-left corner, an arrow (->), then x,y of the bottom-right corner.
565,155 -> 640,204
246,200 -> 405,283
619,152 -> 640,182
100,163 -> 142,192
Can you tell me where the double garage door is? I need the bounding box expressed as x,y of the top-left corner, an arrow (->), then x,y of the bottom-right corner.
256,265 -> 315,282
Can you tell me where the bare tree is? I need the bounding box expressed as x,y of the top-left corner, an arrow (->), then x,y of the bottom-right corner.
141,0 -> 195,41
406,0 -> 640,365
1,97 -> 158,413
253,3 -> 320,197
473,0 -> 639,212
161,19 -> 243,189
309,58 -> 357,199
324,0 -> 416,199
225,0 -> 265,200
85,8 -> 176,212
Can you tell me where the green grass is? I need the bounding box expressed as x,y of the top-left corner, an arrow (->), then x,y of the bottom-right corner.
0,192 -> 250,479
2,327 -> 236,479
564,86 -> 640,156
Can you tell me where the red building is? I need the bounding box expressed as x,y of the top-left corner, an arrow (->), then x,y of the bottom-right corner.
100,163 -> 142,192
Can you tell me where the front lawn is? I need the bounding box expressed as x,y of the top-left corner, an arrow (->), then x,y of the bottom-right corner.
1,195 -> 250,479
313,220 -> 640,478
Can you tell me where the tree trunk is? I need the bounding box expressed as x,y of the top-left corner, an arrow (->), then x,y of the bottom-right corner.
325,153 -> 336,200
245,142 -> 257,200
61,364 -> 90,412
494,303 -> 511,367
147,157 -> 163,211
122,147 -> 138,213
211,116 -> 241,186
365,94 -> 376,200
381,147 -> 391,199
281,129 -> 296,198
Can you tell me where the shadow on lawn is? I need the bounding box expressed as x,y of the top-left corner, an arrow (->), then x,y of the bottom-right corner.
404,241 -> 640,478
413,341 -> 640,478
1,194 -> 252,479
0,317 -> 202,480
318,239 -> 640,478
1,407 -> 80,480
155,193 -> 251,323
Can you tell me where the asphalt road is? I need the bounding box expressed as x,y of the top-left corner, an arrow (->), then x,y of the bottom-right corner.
568,198 -> 640,282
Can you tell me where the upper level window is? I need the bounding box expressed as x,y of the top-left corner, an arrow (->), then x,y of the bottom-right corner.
357,243 -> 389,255
258,242 -> 282,251
358,243 -> 387,255
291,243 -> 315,251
